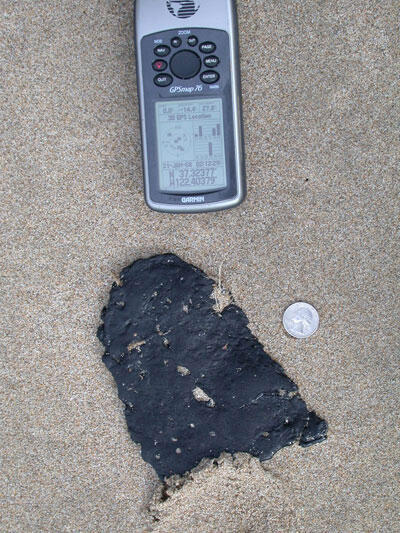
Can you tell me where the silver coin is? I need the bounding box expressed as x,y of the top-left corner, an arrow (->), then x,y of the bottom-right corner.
283,302 -> 319,339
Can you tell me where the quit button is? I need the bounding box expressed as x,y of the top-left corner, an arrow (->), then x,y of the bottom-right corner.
154,74 -> 173,87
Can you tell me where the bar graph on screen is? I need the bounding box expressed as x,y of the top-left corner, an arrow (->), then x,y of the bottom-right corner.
194,121 -> 223,160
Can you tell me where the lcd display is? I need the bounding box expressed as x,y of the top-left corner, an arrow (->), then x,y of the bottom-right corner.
155,98 -> 227,193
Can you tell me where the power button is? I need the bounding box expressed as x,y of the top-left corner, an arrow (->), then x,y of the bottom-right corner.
152,60 -> 167,72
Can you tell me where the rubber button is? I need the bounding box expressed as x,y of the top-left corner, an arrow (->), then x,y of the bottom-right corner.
187,36 -> 198,47
154,74 -> 173,87
170,50 -> 201,80
152,60 -> 167,72
200,70 -> 220,84
154,45 -> 171,57
204,55 -> 220,68
199,42 -> 216,54
171,37 -> 182,48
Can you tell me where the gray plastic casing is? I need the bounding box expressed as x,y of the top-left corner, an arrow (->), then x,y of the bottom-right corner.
135,0 -> 246,213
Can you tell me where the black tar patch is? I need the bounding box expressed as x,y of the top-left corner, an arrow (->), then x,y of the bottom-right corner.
98,254 -> 327,479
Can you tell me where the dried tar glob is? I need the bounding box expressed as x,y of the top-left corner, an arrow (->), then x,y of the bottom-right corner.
98,254 -> 327,479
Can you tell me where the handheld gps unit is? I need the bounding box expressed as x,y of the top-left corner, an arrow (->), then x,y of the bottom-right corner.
135,0 -> 246,213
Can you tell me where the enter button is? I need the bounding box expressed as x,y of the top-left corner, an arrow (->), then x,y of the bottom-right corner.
200,71 -> 220,84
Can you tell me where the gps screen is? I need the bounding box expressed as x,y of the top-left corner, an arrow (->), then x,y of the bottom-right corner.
155,98 -> 227,193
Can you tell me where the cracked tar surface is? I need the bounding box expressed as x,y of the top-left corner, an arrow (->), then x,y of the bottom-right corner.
98,254 -> 327,479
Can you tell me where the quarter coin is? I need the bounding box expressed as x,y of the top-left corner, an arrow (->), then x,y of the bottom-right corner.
283,302 -> 319,339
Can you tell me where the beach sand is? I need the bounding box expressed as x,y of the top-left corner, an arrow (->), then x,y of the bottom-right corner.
1,1 -> 399,531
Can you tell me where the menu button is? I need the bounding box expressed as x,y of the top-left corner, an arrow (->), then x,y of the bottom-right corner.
204,56 -> 220,68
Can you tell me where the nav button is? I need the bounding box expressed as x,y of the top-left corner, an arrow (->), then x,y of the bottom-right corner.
200,71 -> 220,84
154,74 -> 173,87
154,45 -> 171,57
